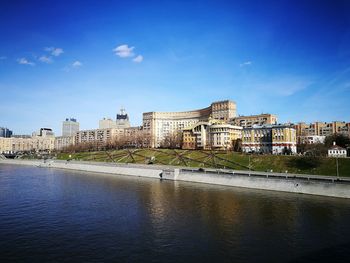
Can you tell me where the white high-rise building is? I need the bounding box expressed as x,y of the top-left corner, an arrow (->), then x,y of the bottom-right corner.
62,118 -> 80,136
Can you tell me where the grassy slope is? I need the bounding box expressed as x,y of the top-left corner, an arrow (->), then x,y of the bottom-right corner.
56,149 -> 350,177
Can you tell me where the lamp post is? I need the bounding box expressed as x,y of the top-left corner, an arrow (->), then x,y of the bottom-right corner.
248,154 -> 251,176
336,157 -> 339,180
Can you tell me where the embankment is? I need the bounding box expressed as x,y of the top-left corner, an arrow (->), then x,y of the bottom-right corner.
1,159 -> 350,199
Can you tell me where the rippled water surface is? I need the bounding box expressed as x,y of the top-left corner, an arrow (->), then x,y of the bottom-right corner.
0,164 -> 349,262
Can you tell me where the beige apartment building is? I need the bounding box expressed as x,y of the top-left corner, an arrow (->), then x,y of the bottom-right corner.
55,136 -> 75,150
242,124 -> 297,154
74,128 -> 123,145
143,100 -> 237,148
0,138 -> 14,153
32,136 -> 55,152
0,129 -> 55,154
232,114 -> 278,128
294,121 -> 350,143
182,121 -> 242,150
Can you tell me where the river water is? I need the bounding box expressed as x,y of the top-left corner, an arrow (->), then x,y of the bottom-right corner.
0,164 -> 349,262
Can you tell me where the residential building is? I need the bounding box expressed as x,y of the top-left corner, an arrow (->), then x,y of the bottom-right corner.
0,127 -> 13,138
328,142 -> 347,158
0,138 -> 12,153
32,136 -> 55,152
209,123 -> 242,149
182,121 -> 242,150
143,100 -> 237,147
0,128 -> 55,154
62,118 -> 80,137
99,118 -> 117,129
123,126 -> 151,148
294,121 -> 350,143
232,114 -> 277,128
298,135 -> 326,144
31,128 -> 55,152
74,128 -> 124,145
55,136 -> 75,150
182,122 -> 209,150
242,124 -> 297,154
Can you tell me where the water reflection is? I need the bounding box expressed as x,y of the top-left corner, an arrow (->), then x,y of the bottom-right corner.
0,164 -> 349,262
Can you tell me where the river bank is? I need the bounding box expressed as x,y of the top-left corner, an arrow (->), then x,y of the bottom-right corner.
1,159 -> 350,199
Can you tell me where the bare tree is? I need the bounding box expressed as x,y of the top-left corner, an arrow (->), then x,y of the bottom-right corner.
160,131 -> 183,149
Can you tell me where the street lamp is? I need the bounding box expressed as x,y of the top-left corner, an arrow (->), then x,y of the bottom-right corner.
336,157 -> 339,180
248,154 -> 251,176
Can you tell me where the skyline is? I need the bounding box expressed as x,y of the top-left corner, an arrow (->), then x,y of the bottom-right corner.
1,0 -> 350,135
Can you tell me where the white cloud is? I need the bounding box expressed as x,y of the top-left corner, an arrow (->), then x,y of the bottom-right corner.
240,61 -> 252,67
64,60 -> 82,71
113,44 -> 135,58
45,47 -> 64,56
0,56 -> 6,60
133,55 -> 143,63
256,76 -> 312,96
39,55 -> 53,63
72,60 -> 82,68
17,57 -> 35,66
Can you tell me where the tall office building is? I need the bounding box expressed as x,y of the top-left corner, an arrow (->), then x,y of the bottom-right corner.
62,118 -> 80,137
116,108 -> 131,128
99,108 -> 131,129
0,127 -> 13,138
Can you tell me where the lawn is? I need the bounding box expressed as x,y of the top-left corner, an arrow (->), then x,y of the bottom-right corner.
56,149 -> 350,177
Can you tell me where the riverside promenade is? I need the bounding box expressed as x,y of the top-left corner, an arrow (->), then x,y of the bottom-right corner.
1,159 -> 350,199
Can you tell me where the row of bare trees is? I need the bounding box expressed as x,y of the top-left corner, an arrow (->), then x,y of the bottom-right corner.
59,130 -> 244,153
60,132 -> 153,153
297,134 -> 350,157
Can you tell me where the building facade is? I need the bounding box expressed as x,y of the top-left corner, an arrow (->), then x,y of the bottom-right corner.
242,125 -> 297,154
294,121 -> 350,143
74,128 -> 124,145
55,136 -> 75,150
0,127 -> 13,138
182,121 -> 242,150
99,108 -> 131,129
232,114 -> 278,128
62,118 -> 80,137
143,100 -> 237,147
328,142 -> 347,158
99,118 -> 117,129
298,135 -> 326,144
0,138 -> 13,153
0,128 -> 55,154
116,108 -> 131,129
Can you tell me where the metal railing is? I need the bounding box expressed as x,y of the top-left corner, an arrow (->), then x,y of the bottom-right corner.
180,168 -> 350,184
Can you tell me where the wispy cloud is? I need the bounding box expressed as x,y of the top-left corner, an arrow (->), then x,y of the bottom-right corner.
72,60 -> 82,68
133,55 -> 143,63
17,57 -> 35,66
45,47 -> 64,56
255,76 -> 313,96
39,55 -> 53,64
0,56 -> 6,60
113,44 -> 135,58
63,60 -> 82,72
240,61 -> 252,67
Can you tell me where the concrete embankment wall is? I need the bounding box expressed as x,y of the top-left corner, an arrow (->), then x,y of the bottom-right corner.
1,159 -> 350,198
175,170 -> 350,199
0,159 -> 163,179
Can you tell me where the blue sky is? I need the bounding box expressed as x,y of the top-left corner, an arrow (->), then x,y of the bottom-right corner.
0,0 -> 349,135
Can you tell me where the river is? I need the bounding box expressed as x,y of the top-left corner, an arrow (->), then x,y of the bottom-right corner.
0,164 -> 349,262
